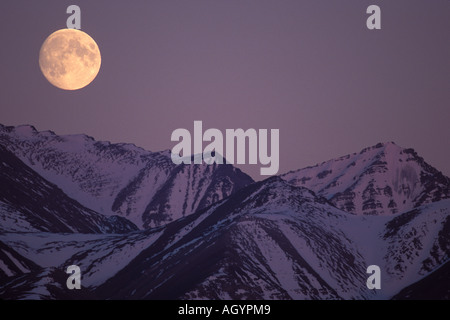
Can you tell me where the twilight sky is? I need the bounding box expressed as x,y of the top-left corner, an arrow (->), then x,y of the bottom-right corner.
1,0 -> 449,180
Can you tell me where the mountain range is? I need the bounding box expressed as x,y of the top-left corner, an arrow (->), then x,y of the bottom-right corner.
0,124 -> 253,229
0,124 -> 448,299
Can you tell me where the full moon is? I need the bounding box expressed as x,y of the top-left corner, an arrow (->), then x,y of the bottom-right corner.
39,29 -> 101,90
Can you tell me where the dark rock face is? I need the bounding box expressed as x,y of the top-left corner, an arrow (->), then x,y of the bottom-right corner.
392,260 -> 450,300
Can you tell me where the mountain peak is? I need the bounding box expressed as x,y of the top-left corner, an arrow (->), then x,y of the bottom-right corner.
0,125 -> 448,300
0,123 -> 153,156
0,123 -> 254,229
282,142 -> 450,216
358,141 -> 400,155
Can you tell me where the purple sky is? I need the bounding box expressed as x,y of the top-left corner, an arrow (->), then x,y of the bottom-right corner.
1,0 -> 449,180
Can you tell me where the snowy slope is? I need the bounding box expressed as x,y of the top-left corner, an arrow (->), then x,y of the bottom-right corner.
0,135 -> 448,300
0,267 -> 97,300
0,179 -> 448,300
0,124 -> 253,229
382,199 -> 450,289
282,142 -> 450,216
0,179 -> 369,299
98,179 -> 449,300
140,161 -> 252,228
0,230 -> 164,290
94,178 -> 372,300
0,145 -> 137,234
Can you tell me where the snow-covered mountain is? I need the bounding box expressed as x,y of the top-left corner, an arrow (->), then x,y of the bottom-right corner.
0,124 -> 253,229
94,179 -> 449,300
282,142 -> 450,216
0,144 -> 137,233
0,177 -> 448,299
96,178 -> 374,300
0,127 -> 448,300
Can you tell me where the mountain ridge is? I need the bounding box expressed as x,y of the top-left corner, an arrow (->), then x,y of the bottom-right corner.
282,141 -> 450,216
0,123 -> 254,229
0,144 -> 137,233
0,124 -> 449,300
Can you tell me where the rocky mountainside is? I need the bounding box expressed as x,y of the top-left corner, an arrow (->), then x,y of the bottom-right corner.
93,179 -> 450,300
96,178 -> 374,300
0,144 -> 137,233
1,178 -> 448,299
0,126 -> 448,300
282,142 -> 450,216
0,124 -> 253,229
